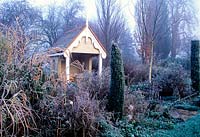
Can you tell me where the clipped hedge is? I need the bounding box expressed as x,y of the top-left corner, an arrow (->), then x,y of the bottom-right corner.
191,40 -> 200,92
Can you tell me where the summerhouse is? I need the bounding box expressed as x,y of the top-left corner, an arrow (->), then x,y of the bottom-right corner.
49,24 -> 107,81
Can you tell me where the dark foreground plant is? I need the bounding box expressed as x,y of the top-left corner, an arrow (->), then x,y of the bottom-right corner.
191,40 -> 200,93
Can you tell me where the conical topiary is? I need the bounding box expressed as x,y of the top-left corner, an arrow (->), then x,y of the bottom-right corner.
107,43 -> 125,120
191,40 -> 200,93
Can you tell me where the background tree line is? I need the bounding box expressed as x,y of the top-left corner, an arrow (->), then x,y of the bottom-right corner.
134,0 -> 197,82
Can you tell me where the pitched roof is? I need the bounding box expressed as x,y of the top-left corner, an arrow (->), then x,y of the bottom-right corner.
88,26 -> 106,53
53,26 -> 85,48
51,25 -> 106,57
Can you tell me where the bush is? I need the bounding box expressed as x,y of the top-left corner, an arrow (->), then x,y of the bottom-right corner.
158,57 -> 190,70
98,118 -> 123,137
0,26 -> 48,136
152,61 -> 191,98
32,69 -> 112,137
0,57 -> 47,136
124,90 -> 148,121
107,43 -> 125,120
34,81 -> 103,137
76,67 -> 110,100
130,82 -> 150,92
125,64 -> 149,86
0,90 -> 36,136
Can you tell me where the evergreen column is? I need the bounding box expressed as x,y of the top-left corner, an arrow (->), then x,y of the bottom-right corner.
191,40 -> 200,93
107,43 -> 125,120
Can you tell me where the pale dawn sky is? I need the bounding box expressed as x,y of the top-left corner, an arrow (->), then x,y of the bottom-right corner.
0,0 -> 200,37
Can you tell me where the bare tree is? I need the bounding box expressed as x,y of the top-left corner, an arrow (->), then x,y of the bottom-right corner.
95,0 -> 126,66
135,0 -> 168,83
168,0 -> 197,58
0,0 -> 41,39
39,6 -> 62,47
39,1 -> 83,47
0,0 -> 43,59
61,0 -> 84,31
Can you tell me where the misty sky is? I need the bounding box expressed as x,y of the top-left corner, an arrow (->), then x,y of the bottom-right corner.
29,0 -> 134,27
28,0 -> 200,38
0,0 -> 199,37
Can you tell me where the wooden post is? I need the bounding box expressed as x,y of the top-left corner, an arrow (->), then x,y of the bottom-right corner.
98,54 -> 102,76
89,57 -> 92,72
65,55 -> 70,81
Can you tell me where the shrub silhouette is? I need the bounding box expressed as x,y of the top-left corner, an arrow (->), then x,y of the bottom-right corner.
191,40 -> 200,93
107,43 -> 125,120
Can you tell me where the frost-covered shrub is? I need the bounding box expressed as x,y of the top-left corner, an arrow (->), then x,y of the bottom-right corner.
125,64 -> 149,86
0,26 -> 46,136
159,57 -> 190,70
76,67 -> 110,100
36,86 -> 102,137
152,62 -> 191,98
98,118 -> 123,137
130,82 -> 150,92
124,90 -> 148,121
